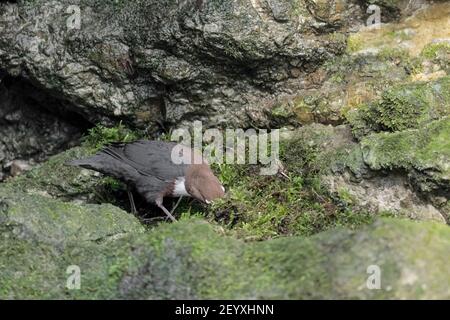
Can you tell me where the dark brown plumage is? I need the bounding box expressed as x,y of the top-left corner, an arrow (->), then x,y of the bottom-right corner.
67,140 -> 225,221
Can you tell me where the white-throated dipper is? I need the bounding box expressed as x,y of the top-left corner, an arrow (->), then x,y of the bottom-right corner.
68,140 -> 225,221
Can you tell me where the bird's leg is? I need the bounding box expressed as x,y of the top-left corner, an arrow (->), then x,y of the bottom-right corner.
170,196 -> 183,215
127,188 -> 137,215
155,198 -> 177,222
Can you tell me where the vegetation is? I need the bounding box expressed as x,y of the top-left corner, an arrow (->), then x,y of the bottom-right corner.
347,76 -> 450,139
175,136 -> 378,240
421,42 -> 450,60
83,122 -> 142,151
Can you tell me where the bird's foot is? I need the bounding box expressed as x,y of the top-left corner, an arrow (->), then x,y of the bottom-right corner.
156,201 -> 176,222
170,196 -> 183,215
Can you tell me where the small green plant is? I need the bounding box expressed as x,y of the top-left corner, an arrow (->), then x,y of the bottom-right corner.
83,122 -> 141,151
211,163 -> 243,187
346,35 -> 363,54
100,176 -> 124,192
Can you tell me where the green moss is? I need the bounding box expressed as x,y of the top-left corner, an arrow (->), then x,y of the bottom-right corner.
361,117 -> 450,191
202,127 -> 376,240
8,146 -> 96,199
421,42 -> 450,60
346,34 -> 364,54
347,76 -> 450,138
2,214 -> 450,299
338,187 -> 356,205
0,187 -> 144,246
377,48 -> 423,74
83,122 -> 141,152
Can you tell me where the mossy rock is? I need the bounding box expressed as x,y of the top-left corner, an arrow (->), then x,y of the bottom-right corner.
347,76 -> 450,139
0,182 -> 145,299
1,208 -> 449,299
278,123 -> 447,223
0,187 -> 144,246
7,146 -> 96,200
7,123 -> 143,203
361,117 -> 450,193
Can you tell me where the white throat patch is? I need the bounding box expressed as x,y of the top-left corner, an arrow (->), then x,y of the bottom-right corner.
173,177 -> 190,197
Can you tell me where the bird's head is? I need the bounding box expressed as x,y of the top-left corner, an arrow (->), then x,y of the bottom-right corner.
185,164 -> 225,204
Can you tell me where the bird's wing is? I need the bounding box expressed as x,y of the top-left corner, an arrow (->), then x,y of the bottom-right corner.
67,151 -> 142,186
68,143 -> 176,203
120,140 -> 190,181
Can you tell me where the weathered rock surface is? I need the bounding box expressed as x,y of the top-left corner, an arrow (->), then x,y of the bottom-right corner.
268,2 -> 450,128
0,0 -> 373,130
1,186 -> 449,299
0,1 -> 447,172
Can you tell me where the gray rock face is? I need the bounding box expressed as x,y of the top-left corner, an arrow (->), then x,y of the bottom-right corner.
0,0 -> 368,130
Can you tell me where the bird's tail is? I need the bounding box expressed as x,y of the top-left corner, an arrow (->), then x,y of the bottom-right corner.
65,146 -> 132,181
65,155 -> 105,171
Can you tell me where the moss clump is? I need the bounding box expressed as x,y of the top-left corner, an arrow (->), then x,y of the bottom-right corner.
347,76 -> 450,139
346,34 -> 364,54
83,122 -> 141,152
421,42 -> 450,72
377,48 -> 423,75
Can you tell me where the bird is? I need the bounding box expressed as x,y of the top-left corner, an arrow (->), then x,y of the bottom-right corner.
67,140 -> 225,222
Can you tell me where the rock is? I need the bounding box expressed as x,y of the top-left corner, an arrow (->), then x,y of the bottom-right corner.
0,0 -> 448,301
266,0 -> 292,22
282,122 -> 449,222
325,172 -> 446,224
0,0 -> 367,129
7,145 -> 100,201
0,203 -> 449,299
361,117 -> 450,194
347,76 -> 450,139
0,186 -> 145,246
8,160 -> 32,177
266,48 -> 415,127
0,76 -> 87,180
